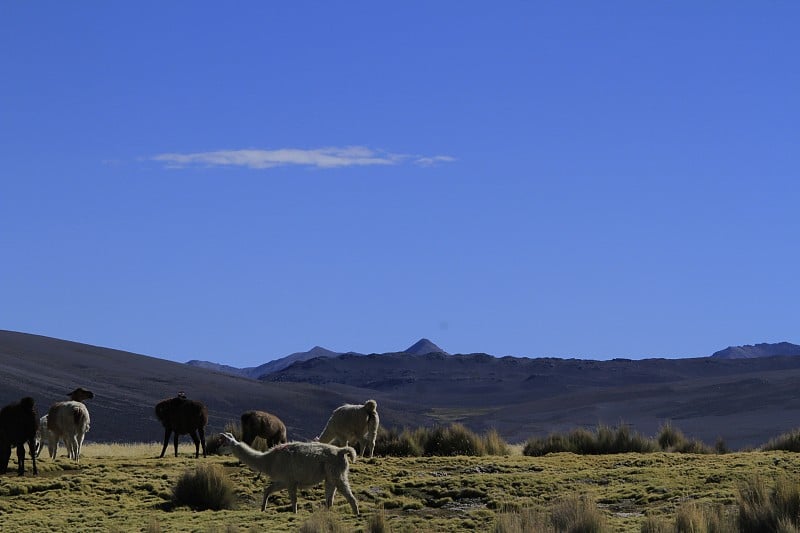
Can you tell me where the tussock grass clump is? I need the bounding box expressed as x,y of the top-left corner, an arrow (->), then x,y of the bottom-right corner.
422,423 -> 486,456
550,494 -> 606,533
298,508 -> 347,533
374,427 -> 424,457
494,506 -> 549,533
657,422 -> 685,450
672,502 -> 736,533
375,424 -> 511,456
483,428 -> 511,456
172,464 -> 236,511
523,424 -> 657,456
761,429 -> 800,452
737,474 -> 800,532
495,497 -> 605,533
657,423 -> 714,454
366,507 -> 391,533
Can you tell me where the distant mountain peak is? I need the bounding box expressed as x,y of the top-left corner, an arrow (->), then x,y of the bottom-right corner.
711,342 -> 800,359
404,338 -> 448,355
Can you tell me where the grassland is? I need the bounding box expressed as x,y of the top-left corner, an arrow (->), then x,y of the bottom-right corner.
1,443 -> 800,532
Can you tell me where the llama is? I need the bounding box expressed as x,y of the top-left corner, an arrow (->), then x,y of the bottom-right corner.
317,400 -> 379,458
218,432 -> 359,514
67,387 -> 94,402
34,414 -> 49,458
155,392 -> 208,458
46,387 -> 94,462
241,410 -> 287,448
0,397 -> 38,476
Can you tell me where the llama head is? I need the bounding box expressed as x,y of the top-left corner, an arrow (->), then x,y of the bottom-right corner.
217,432 -> 239,454
68,388 -> 94,402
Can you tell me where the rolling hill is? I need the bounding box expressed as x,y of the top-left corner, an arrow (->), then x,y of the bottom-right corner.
3,330 -> 800,449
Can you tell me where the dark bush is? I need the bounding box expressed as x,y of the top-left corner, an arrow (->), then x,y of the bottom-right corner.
523,425 -> 657,456
374,427 -> 423,457
761,429 -> 800,452
376,424 -> 509,457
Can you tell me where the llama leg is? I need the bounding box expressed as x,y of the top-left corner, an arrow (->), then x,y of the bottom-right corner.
324,479 -> 337,508
27,438 -> 37,475
365,432 -> 377,458
159,429 -> 172,458
288,484 -> 299,513
48,433 -> 58,459
337,479 -> 360,515
262,481 -> 287,511
198,427 -> 207,457
68,434 -> 78,460
0,444 -> 10,474
189,430 -> 200,458
173,432 -> 179,457
63,434 -> 73,460
77,432 -> 85,461
15,444 -> 26,476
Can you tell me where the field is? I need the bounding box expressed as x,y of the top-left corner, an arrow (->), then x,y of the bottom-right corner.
1,443 -> 799,532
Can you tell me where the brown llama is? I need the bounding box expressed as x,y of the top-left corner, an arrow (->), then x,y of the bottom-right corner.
241,410 -> 287,448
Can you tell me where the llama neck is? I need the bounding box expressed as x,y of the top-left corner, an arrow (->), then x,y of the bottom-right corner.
231,442 -> 273,473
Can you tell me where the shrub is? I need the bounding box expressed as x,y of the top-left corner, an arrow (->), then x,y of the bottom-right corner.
737,474 -> 800,531
523,425 -> 657,456
366,507 -> 391,533
672,502 -> 736,532
550,494 -> 606,533
172,464 -> 236,511
224,419 -> 243,440
494,506 -> 550,533
639,516 -> 671,533
422,423 -> 486,456
374,427 -> 424,457
483,428 -> 511,456
714,437 -> 729,455
671,439 -> 714,454
596,424 -> 657,454
656,423 -> 714,454
376,425 -> 511,457
299,508 -> 347,533
657,422 -> 685,450
761,429 -> 800,452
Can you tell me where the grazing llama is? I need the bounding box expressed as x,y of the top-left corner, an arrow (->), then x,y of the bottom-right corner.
218,432 -> 359,514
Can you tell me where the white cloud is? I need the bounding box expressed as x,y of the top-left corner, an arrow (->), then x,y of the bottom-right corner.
152,146 -> 455,170
414,155 -> 457,167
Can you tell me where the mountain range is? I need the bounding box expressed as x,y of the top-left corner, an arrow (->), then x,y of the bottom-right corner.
186,338 -> 447,379
2,329 -> 800,450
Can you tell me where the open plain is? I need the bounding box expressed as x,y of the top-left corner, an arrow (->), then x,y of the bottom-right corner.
2,443 -> 800,532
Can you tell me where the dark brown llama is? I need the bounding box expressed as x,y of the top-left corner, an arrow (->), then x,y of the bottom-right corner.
0,397 -> 38,476
155,393 -> 208,458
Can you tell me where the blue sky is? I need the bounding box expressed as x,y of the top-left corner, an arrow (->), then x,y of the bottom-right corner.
2,3 -> 798,365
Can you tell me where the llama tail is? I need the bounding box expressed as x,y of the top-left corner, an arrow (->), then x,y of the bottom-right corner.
363,400 -> 377,415
339,446 -> 357,463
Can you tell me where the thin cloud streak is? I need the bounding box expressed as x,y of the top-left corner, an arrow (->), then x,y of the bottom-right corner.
152,146 -> 455,169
